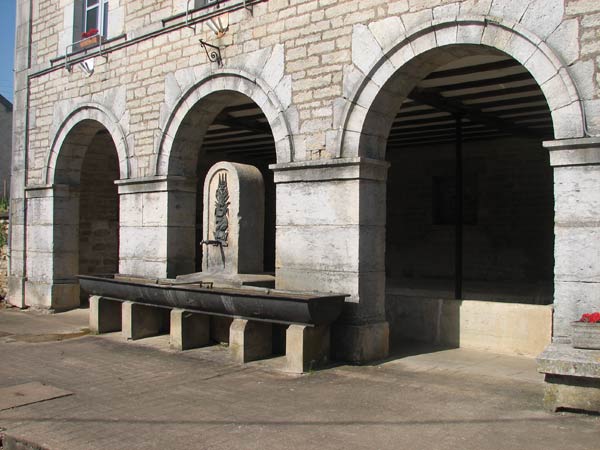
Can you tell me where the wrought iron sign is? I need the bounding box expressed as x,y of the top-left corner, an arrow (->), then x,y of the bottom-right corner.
199,39 -> 223,67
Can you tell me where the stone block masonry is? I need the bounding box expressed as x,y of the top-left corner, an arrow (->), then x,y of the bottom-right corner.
0,215 -> 8,299
17,0 -> 598,182
7,0 -> 600,371
0,96 -> 11,200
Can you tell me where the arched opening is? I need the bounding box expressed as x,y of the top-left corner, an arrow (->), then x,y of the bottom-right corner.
168,91 -> 277,273
374,46 -> 555,354
53,120 -> 120,306
167,90 -> 280,348
78,130 -> 120,276
196,93 -> 276,273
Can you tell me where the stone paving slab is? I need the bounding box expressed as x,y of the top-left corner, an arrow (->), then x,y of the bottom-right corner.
0,382 -> 72,412
0,308 -> 599,450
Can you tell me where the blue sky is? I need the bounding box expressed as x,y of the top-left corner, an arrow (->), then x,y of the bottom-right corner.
0,1 -> 16,103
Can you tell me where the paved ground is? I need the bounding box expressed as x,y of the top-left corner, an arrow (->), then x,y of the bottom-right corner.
0,306 -> 598,450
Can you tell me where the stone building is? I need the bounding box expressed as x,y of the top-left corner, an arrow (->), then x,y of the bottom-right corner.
7,0 -> 600,384
0,94 -> 11,201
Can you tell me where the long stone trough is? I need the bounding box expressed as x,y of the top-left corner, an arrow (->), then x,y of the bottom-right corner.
79,274 -> 346,326
78,274 -> 348,373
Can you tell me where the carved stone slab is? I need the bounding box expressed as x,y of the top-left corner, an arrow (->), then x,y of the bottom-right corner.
202,162 -> 264,275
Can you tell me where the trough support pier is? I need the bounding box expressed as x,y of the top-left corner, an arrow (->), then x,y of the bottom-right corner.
229,318 -> 272,363
170,309 -> 211,350
285,324 -> 330,373
122,301 -> 169,340
89,295 -> 122,334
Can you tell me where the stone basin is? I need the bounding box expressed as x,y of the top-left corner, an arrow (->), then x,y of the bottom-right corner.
78,274 -> 347,326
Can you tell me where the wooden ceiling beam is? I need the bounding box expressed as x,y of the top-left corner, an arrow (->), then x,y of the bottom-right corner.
446,84 -> 542,102
205,143 -> 276,155
387,133 -> 513,148
432,72 -> 533,93
389,122 -> 485,137
408,87 -> 546,139
205,131 -> 272,142
203,136 -> 275,151
212,110 -> 271,134
425,59 -> 521,80
219,103 -> 261,115
393,113 -> 457,127
388,128 -> 504,143
468,95 -> 547,110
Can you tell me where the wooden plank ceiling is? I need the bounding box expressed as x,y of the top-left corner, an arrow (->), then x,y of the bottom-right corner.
202,54 -> 552,160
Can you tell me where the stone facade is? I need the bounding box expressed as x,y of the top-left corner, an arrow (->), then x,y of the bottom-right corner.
0,215 -> 8,298
7,0 -> 600,365
0,95 -> 11,200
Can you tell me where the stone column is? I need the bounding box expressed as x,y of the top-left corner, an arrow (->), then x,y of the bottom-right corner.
117,176 -> 196,278
545,138 -> 600,342
24,184 -> 80,310
271,157 -> 389,363
7,0 -> 33,308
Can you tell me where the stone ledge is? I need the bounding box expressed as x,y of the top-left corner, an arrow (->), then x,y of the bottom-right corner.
116,175 -> 196,194
537,343 -> 600,379
544,138 -> 600,166
543,137 -> 600,150
270,157 -> 390,183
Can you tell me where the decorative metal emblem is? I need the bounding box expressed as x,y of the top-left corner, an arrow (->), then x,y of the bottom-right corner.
213,173 -> 229,244
199,39 -> 223,67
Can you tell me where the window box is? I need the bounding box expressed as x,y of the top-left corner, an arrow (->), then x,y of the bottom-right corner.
80,35 -> 100,48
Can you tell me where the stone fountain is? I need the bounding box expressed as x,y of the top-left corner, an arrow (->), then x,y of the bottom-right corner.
80,161 -> 347,373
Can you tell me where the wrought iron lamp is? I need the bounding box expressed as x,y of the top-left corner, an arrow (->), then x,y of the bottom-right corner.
200,12 -> 228,67
206,14 -> 229,38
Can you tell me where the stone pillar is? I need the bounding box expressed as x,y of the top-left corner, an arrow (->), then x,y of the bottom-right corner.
7,0 -> 33,309
545,138 -> 600,342
285,324 -> 330,373
229,318 -> 272,363
121,301 -> 169,340
23,184 -> 80,311
170,309 -> 210,350
89,295 -> 122,334
117,176 -> 196,278
537,138 -> 600,414
271,158 -> 389,363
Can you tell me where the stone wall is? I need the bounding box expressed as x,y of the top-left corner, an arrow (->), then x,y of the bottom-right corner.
19,0 -> 600,183
386,295 -> 553,356
386,137 -> 554,300
0,214 -> 8,299
0,98 -> 11,200
8,0 -> 600,360
79,132 -> 120,276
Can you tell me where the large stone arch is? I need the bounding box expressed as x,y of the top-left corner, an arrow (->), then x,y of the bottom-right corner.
45,103 -> 130,185
25,104 -> 126,311
338,17 -> 585,159
154,70 -> 294,176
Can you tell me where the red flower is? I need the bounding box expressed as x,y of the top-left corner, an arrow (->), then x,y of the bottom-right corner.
81,28 -> 99,39
579,312 -> 600,323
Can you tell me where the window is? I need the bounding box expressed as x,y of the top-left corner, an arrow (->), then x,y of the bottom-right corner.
195,0 -> 219,8
83,0 -> 109,37
71,0 -> 108,51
